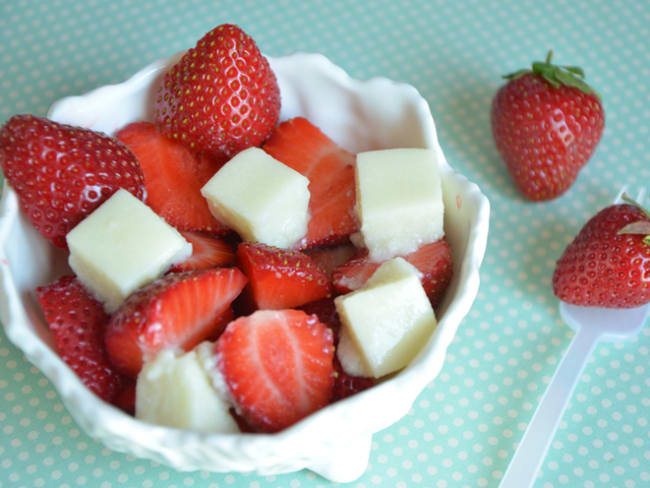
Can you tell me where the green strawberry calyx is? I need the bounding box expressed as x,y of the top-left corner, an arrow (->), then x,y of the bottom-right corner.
618,193 -> 650,246
503,50 -> 600,99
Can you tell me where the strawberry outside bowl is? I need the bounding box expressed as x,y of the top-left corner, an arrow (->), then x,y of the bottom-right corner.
0,52 -> 490,482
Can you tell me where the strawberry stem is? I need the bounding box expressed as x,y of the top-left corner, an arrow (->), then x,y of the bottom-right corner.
503,50 -> 600,100
546,50 -> 553,64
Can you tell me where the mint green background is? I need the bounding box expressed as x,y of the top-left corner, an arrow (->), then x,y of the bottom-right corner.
1,0 -> 649,487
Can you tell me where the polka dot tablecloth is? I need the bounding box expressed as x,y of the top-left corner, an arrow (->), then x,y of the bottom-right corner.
1,0 -> 649,487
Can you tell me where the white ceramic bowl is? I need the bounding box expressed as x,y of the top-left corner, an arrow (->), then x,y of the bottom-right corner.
0,52 -> 489,482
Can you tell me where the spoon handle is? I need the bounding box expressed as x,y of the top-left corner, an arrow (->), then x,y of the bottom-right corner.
499,326 -> 601,488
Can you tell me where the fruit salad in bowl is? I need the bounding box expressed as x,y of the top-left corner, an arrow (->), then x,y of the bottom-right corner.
0,25 -> 489,481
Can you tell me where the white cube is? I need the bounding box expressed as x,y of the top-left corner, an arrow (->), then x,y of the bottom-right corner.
335,257 -> 437,378
136,344 -> 239,433
201,147 -> 310,249
66,189 -> 191,312
355,148 -> 444,261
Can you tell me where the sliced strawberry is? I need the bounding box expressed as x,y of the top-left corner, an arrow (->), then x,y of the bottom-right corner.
237,242 -> 332,310
170,230 -> 235,272
215,309 -> 335,432
305,242 -> 358,279
115,121 -> 229,234
299,298 -> 342,337
332,238 -> 453,308
262,117 -> 358,249
105,267 -> 247,377
36,276 -> 131,403
299,298 -> 375,401
205,306 -> 234,342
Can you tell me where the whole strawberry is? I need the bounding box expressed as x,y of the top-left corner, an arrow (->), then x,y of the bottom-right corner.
552,197 -> 650,308
0,114 -> 145,248
491,51 -> 605,201
154,24 -> 280,159
36,275 -> 132,403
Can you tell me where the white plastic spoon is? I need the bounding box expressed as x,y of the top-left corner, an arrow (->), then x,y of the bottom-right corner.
499,189 -> 650,488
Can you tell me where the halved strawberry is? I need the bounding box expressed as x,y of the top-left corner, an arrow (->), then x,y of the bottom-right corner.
36,276 -> 131,403
262,117 -> 358,249
332,238 -> 453,308
105,267 -> 246,377
170,230 -> 235,272
299,297 -> 342,337
215,309 -> 335,432
299,299 -> 375,401
115,121 -> 229,234
237,242 -> 332,310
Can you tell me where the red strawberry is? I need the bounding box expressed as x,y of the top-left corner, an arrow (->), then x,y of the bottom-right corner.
552,199 -> 650,308
262,117 -> 358,249
154,24 -> 280,159
215,309 -> 335,432
299,298 -> 342,336
331,357 -> 375,402
113,381 -> 137,415
115,121 -> 229,234
35,276 -> 130,403
0,114 -> 145,248
170,230 -> 235,272
298,299 -> 375,401
332,238 -> 453,308
491,51 -> 605,201
105,267 -> 247,377
237,242 -> 332,310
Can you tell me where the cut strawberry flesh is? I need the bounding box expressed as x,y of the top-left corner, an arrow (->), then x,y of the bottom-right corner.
262,117 -> 358,249
215,309 -> 334,432
236,242 -> 332,310
333,237 -> 453,307
299,298 -> 375,401
116,121 -> 229,234
170,230 -> 235,272
105,267 -> 247,377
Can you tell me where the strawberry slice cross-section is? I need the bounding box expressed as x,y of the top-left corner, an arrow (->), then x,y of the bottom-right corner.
215,309 -> 335,432
237,242 -> 332,310
116,121 -> 230,234
170,230 -> 235,272
262,117 -> 358,249
105,267 -> 247,377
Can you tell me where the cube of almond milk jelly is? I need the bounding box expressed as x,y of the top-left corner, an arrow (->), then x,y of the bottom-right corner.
136,343 -> 239,433
355,148 -> 444,261
66,189 -> 192,312
335,257 -> 438,378
201,147 -> 310,249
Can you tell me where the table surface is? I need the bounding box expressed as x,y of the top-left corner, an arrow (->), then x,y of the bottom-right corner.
1,1 -> 649,487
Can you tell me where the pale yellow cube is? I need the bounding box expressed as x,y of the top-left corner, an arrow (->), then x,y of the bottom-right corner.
201,147 -> 310,249
355,148 -> 444,261
136,344 -> 239,433
335,257 -> 437,378
66,189 -> 191,312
